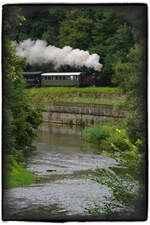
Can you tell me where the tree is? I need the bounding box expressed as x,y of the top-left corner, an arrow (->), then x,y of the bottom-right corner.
3,5 -> 43,157
15,7 -> 66,45
58,7 -> 136,85
112,41 -> 146,144
58,9 -> 94,50
3,6 -> 25,155
90,9 -> 136,85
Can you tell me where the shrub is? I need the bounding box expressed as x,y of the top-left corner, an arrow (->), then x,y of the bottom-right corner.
83,124 -> 110,143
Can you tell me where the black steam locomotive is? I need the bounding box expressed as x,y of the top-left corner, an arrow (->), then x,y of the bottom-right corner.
22,71 -> 101,88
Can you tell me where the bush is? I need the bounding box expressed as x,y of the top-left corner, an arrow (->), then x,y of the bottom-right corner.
83,124 -> 110,143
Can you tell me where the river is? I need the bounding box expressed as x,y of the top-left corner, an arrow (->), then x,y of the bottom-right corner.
3,122 -> 123,221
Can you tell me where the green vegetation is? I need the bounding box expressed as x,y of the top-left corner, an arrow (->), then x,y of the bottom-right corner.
82,41 -> 147,215
4,154 -> 36,189
58,8 -> 135,85
83,124 -> 110,143
3,6 -> 42,188
82,41 -> 146,217
83,119 -> 132,155
114,41 -> 147,144
26,87 -> 125,106
83,128 -> 144,216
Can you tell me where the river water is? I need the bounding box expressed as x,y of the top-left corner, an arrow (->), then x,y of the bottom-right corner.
3,122 -> 121,221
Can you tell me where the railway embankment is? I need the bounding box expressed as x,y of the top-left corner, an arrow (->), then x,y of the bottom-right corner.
27,87 -> 129,125
42,102 -> 129,125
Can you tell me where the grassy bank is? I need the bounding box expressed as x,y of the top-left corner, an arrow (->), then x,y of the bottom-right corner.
3,154 -> 36,189
26,87 -> 126,106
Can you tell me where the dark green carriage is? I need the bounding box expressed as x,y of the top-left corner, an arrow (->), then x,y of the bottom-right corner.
41,72 -> 83,87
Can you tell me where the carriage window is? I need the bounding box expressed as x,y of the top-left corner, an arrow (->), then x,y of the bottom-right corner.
70,76 -> 73,80
59,76 -> 62,80
48,76 -> 51,80
73,76 -> 77,80
63,76 -> 65,80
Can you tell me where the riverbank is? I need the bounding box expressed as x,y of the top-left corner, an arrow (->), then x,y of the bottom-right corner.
3,154 -> 36,189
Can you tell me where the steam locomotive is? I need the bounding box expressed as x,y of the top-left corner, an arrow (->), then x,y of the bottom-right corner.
22,71 -> 101,88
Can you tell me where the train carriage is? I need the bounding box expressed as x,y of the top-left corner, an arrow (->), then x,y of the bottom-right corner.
41,72 -> 84,87
22,72 -> 42,87
23,71 -> 101,87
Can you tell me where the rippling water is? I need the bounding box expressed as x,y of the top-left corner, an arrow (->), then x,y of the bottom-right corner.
3,123 -> 120,221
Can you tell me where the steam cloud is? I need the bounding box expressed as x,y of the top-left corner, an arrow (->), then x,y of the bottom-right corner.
14,39 -> 103,71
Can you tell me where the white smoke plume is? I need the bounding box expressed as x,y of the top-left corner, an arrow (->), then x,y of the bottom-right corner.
14,39 -> 103,71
